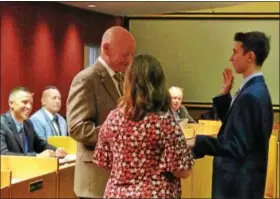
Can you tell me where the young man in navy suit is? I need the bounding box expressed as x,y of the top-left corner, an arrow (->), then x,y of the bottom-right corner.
192,31 -> 273,199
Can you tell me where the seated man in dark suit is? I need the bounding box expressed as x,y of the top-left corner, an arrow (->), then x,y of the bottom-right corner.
169,86 -> 196,123
0,86 -> 67,157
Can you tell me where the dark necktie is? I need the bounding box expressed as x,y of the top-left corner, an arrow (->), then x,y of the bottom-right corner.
234,89 -> 241,99
113,72 -> 124,96
231,89 -> 241,106
53,116 -> 61,136
19,127 -> 28,153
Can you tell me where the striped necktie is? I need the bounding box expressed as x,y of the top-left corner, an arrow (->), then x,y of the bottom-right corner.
53,116 -> 61,136
231,89 -> 241,106
113,72 -> 124,96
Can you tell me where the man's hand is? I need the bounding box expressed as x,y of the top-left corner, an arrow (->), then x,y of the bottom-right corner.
37,149 -> 55,157
55,148 -> 67,158
220,68 -> 234,95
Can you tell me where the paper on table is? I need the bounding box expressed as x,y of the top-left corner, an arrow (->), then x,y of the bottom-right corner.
11,178 -> 21,184
178,118 -> 196,147
59,154 -> 76,164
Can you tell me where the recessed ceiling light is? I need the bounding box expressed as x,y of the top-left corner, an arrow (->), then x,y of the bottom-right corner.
88,4 -> 96,8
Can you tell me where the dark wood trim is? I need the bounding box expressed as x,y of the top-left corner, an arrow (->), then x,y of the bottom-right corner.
122,16 -> 130,30
127,12 -> 280,20
162,12 -> 280,15
127,11 -> 279,20
183,102 -> 280,112
183,102 -> 212,109
128,16 -> 279,20
129,16 -> 280,20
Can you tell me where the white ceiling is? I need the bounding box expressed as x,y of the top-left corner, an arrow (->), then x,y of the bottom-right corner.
59,1 -> 244,17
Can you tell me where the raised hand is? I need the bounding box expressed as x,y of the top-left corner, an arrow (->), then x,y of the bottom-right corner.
220,68 -> 234,95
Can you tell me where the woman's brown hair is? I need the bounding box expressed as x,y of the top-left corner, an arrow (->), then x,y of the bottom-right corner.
118,54 -> 171,121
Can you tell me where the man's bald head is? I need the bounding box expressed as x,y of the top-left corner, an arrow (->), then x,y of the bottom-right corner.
101,26 -> 134,46
41,86 -> 62,115
100,26 -> 136,72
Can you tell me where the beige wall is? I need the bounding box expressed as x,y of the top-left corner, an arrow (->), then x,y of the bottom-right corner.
190,2 -> 279,13
129,2 -> 279,104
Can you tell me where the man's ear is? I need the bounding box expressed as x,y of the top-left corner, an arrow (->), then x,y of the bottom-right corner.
247,51 -> 255,63
41,98 -> 45,106
8,100 -> 13,109
103,43 -> 110,56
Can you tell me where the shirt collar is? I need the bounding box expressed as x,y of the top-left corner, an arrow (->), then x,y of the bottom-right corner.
171,107 -> 180,114
98,57 -> 116,78
240,72 -> 263,90
43,108 -> 55,121
10,112 -> 23,133
170,109 -> 181,121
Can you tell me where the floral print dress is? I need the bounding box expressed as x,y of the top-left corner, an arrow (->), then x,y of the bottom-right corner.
92,109 -> 194,198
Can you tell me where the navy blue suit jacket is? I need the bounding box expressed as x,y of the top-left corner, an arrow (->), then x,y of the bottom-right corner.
0,112 -> 56,156
193,76 -> 273,199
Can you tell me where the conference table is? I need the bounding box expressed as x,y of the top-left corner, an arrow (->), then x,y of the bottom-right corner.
0,122 -> 278,198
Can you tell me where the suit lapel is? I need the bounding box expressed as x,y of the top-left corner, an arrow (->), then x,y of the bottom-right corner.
95,61 -> 120,102
6,112 -> 24,152
220,76 -> 265,133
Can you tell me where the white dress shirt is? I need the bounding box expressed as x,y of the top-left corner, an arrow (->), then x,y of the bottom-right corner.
231,72 -> 263,105
98,57 -> 121,96
43,108 -> 60,136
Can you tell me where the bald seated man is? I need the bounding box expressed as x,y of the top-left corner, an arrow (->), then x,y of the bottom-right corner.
30,86 -> 68,141
0,86 -> 67,158
169,86 -> 196,123
67,26 -> 136,198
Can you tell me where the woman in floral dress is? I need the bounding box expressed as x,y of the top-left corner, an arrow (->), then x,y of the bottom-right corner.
93,54 -> 194,198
